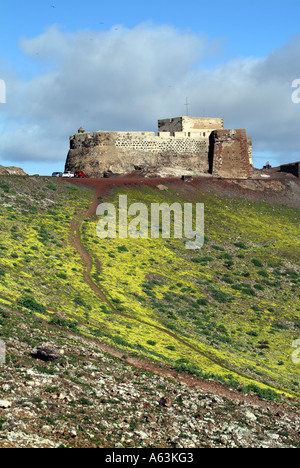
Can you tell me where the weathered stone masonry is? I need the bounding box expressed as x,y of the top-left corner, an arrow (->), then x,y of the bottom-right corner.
210,129 -> 253,179
65,117 -> 253,178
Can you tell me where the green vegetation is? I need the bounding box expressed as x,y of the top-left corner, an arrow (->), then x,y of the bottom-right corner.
82,185 -> 300,397
0,175 -> 299,400
0,175 -> 108,329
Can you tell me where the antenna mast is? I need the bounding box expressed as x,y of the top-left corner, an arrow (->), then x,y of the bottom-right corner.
185,97 -> 190,116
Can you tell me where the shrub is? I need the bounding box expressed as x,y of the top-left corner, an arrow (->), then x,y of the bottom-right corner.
222,275 -> 234,284
166,310 -> 177,320
221,253 -> 233,260
56,272 -> 67,280
210,287 -> 233,304
234,241 -> 248,250
74,295 -> 88,308
258,341 -> 270,350
212,245 -> 225,251
50,317 -> 79,331
217,324 -> 228,334
0,184 -> 10,193
241,384 -> 281,402
191,257 -> 202,264
252,258 -> 264,268
117,245 -> 129,252
232,284 -> 256,296
191,256 -> 213,264
197,297 -> 208,306
113,336 -> 131,347
18,295 -> 46,314
258,270 -> 269,278
272,322 -> 289,331
285,270 -> 299,280
165,345 -> 176,351
46,184 -> 57,191
91,329 -> 104,338
77,397 -> 93,406
0,418 -> 7,430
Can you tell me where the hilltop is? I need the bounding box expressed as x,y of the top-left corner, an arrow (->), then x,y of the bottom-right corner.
0,173 -> 299,448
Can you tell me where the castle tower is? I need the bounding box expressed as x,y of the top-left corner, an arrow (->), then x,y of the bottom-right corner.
158,117 -> 224,135
65,117 -> 252,179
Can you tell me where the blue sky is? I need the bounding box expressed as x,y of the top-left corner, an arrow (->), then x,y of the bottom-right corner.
1,0 -> 300,175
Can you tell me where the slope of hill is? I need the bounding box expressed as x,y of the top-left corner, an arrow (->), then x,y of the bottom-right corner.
0,174 -> 299,448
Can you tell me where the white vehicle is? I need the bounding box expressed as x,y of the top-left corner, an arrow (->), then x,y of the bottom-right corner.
62,171 -> 74,178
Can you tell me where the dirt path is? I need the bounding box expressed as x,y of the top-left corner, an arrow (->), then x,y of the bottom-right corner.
69,182 -> 262,382
66,177 -> 298,412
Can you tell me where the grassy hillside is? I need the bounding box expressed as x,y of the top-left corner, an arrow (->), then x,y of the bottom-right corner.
82,184 -> 300,399
0,175 -> 299,402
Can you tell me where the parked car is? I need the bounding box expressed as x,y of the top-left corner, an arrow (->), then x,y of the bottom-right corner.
62,171 -> 74,178
52,172 -> 62,177
74,171 -> 86,178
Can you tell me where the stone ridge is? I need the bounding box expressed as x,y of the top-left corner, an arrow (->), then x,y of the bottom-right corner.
65,117 -> 253,179
0,165 -> 27,176
280,162 -> 300,178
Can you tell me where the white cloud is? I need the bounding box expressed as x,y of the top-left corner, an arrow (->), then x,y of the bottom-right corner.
0,23 -> 300,173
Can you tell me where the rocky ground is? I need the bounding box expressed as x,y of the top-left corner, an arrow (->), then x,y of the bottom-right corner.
67,168 -> 300,210
0,314 -> 299,449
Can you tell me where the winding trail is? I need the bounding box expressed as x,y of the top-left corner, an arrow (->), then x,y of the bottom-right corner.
66,177 -> 296,409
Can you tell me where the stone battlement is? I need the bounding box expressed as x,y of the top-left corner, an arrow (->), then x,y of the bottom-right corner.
65,117 -> 253,179
70,129 -> 211,150
158,116 -> 224,133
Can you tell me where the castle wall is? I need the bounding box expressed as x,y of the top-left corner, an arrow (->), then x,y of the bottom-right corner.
211,129 -> 252,179
158,117 -> 224,133
66,130 -> 211,177
113,131 -> 209,156
65,118 -> 253,179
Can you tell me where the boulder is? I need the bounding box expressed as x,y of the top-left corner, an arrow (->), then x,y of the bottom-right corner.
31,345 -> 60,362
0,165 -> 27,176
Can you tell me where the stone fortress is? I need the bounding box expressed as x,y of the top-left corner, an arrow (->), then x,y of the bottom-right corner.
65,116 -> 253,179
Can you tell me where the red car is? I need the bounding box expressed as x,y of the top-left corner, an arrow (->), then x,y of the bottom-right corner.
74,171 -> 86,178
